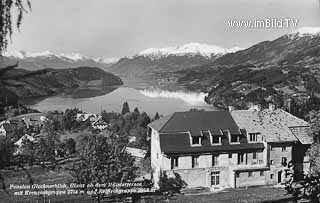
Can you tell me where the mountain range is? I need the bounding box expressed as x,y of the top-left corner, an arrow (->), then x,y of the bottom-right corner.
2,50 -> 118,71
106,43 -> 242,86
2,43 -> 241,80
176,27 -> 320,109
2,27 -> 320,112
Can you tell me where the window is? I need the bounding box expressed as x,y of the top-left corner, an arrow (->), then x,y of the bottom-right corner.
281,157 -> 287,166
282,147 -> 287,152
285,170 -> 290,178
270,174 -> 274,179
212,155 -> 219,166
170,157 -> 179,169
270,146 -> 274,151
192,156 -> 199,168
248,172 -> 252,177
231,134 -> 240,143
229,153 -> 232,159
253,152 -> 257,159
238,153 -> 245,165
236,172 -> 240,178
211,171 -> 220,186
259,160 -> 263,165
212,135 -> 221,144
270,160 -> 274,165
260,171 -> 264,176
249,133 -> 258,142
192,136 -> 202,146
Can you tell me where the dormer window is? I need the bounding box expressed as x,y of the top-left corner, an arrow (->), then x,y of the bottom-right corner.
203,130 -> 221,145
231,134 -> 240,143
201,130 -> 210,137
249,133 -> 259,142
212,135 -> 221,145
191,136 -> 202,146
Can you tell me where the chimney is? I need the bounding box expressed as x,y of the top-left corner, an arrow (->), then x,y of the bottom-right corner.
228,106 -> 235,111
269,103 -> 276,111
287,98 -> 292,113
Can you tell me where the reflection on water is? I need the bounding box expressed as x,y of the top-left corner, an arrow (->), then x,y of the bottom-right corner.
139,87 -> 208,105
63,86 -> 117,98
28,87 -> 216,116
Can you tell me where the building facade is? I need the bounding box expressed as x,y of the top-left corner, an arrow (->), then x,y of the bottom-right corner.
149,108 -> 312,189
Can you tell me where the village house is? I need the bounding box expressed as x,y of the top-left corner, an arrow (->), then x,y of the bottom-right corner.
148,105 -> 312,189
91,116 -> 110,131
14,134 -> 36,155
0,120 -> 14,136
76,113 -> 110,131
76,113 -> 99,122
10,113 -> 46,134
125,147 -> 147,163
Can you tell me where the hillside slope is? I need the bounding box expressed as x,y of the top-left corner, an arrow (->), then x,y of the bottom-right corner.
0,66 -> 123,104
175,29 -> 320,110
107,43 -> 241,86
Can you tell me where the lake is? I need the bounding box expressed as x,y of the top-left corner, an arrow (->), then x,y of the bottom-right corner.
28,86 -> 216,116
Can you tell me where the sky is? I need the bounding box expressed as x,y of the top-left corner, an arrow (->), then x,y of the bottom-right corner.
7,0 -> 320,59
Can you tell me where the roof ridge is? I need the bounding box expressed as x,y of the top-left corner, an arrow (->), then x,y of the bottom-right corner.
278,109 -> 309,126
159,112 -> 176,132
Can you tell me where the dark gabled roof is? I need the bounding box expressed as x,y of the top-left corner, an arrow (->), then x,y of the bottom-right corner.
159,132 -> 264,155
148,113 -> 173,132
149,111 -> 240,136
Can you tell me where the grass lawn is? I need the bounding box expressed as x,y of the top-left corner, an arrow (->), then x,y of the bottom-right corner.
141,186 -> 295,203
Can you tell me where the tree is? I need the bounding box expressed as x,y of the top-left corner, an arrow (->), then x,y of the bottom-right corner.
305,110 -> 320,174
154,112 -> 160,120
58,138 -> 76,157
19,138 -> 37,166
0,0 -> 31,54
35,120 -> 60,167
159,172 -> 187,194
121,101 -> 130,114
307,143 -> 320,175
62,108 -> 83,131
133,107 -> 140,114
285,110 -> 320,202
71,132 -> 137,202
306,110 -> 320,142
0,137 -> 15,169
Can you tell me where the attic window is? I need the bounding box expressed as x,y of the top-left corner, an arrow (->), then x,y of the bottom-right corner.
191,136 -> 202,146
212,135 -> 221,145
249,133 -> 259,142
231,134 -> 240,143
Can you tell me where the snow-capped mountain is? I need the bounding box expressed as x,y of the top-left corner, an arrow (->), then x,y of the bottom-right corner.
214,26 -> 320,66
2,50 -> 117,71
94,57 -> 120,64
108,42 -> 242,84
138,42 -> 242,59
5,50 -> 96,62
175,27 -> 320,108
